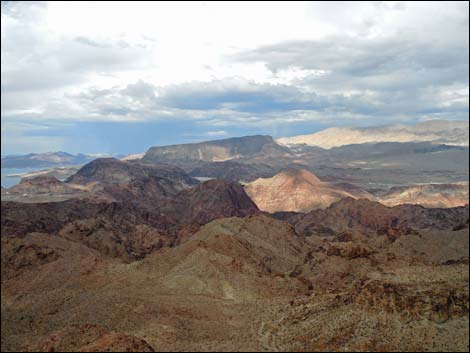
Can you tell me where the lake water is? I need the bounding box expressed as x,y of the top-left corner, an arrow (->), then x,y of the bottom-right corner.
1,167 -> 47,188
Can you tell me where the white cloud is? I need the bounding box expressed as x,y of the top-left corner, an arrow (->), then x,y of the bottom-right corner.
1,1 -> 468,153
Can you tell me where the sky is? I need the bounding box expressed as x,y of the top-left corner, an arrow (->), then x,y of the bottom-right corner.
1,1 -> 469,155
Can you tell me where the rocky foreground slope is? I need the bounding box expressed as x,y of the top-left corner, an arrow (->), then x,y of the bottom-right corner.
2,207 -> 469,351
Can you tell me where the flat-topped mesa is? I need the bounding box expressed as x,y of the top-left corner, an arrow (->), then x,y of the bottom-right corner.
142,135 -> 291,163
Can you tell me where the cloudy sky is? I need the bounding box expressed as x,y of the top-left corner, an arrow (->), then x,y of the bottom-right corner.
1,1 -> 468,155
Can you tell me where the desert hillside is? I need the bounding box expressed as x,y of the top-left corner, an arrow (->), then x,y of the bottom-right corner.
245,169 -> 374,212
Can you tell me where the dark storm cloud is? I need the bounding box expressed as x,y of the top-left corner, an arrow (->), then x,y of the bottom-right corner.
230,32 -> 469,120
157,79 -> 321,112
76,79 -> 387,126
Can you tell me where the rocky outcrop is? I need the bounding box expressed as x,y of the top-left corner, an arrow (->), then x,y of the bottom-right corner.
326,242 -> 377,259
259,261 -> 469,351
58,220 -> 169,262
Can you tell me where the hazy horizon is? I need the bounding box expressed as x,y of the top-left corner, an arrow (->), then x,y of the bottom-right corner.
0,118 -> 468,157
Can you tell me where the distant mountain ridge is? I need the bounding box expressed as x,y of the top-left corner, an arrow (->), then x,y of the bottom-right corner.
1,151 -> 96,168
277,120 -> 469,148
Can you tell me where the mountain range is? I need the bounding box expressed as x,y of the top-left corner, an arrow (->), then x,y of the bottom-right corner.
277,119 -> 469,148
1,119 -> 469,352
